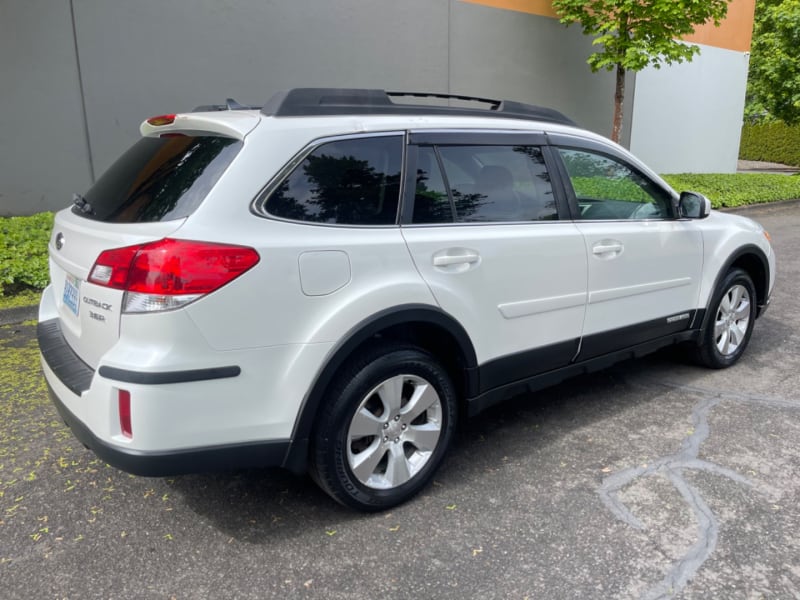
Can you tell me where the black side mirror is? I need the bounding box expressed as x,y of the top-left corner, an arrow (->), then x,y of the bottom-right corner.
679,191 -> 712,219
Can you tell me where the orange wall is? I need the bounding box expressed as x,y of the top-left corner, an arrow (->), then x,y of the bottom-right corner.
683,0 -> 755,52
460,0 -> 756,52
459,0 -> 557,18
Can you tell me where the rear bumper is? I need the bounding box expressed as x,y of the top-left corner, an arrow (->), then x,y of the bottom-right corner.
38,317 -> 291,477
45,378 -> 290,477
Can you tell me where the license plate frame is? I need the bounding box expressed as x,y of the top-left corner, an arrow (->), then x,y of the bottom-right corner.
62,274 -> 81,316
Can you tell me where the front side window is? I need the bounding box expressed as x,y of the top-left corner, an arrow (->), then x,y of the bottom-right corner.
412,145 -> 557,224
558,148 -> 672,220
265,136 -> 402,225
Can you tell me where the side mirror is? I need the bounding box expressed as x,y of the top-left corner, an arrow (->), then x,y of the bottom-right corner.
679,191 -> 712,219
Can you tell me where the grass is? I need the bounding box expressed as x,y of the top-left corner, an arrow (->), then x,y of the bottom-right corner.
1,172 -> 799,305
662,173 -> 800,209
0,290 -> 41,311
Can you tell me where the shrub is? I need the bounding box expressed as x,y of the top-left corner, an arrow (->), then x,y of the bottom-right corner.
739,122 -> 800,166
662,173 -> 800,208
0,213 -> 53,295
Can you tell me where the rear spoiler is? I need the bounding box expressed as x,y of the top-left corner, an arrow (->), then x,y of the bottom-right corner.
139,110 -> 260,140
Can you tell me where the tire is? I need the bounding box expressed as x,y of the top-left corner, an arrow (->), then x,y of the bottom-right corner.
310,343 -> 457,511
694,268 -> 757,369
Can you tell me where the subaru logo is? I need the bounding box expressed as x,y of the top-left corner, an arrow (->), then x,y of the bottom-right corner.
55,232 -> 65,250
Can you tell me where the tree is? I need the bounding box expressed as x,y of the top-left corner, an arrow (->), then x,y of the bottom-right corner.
552,0 -> 730,143
746,0 -> 800,124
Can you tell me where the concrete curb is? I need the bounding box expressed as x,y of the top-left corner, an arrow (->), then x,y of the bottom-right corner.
0,304 -> 38,326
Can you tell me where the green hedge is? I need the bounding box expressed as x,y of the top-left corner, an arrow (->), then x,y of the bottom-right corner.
0,213 -> 53,295
662,173 -> 800,208
740,122 -> 800,167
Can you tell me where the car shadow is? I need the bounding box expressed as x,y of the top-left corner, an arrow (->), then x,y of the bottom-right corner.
166,349 -> 702,544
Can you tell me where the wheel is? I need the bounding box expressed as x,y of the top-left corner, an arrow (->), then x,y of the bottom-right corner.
694,268 -> 757,369
310,344 -> 457,511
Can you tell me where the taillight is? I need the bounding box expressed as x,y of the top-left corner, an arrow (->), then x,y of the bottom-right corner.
88,239 -> 259,313
146,114 -> 176,126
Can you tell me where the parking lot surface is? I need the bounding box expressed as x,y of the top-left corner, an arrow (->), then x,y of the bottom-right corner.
1,202 -> 798,599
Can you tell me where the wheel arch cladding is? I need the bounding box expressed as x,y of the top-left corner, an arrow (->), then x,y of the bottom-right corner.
282,304 -> 478,473
729,251 -> 768,312
701,245 -> 770,332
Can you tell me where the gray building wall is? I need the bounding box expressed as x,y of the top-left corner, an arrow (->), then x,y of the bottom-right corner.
2,0 -> 620,215
0,1 -> 93,215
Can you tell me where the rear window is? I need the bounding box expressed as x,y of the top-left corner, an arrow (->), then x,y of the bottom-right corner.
76,136 -> 242,223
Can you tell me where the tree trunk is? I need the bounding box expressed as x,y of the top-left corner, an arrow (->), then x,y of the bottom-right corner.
612,64 -> 625,144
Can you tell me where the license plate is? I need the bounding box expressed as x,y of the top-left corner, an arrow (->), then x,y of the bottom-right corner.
63,274 -> 80,316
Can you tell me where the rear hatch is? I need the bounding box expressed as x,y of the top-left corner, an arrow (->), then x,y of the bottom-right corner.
50,117 -> 253,368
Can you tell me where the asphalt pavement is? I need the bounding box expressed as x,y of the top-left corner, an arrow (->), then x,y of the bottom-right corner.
1,202 -> 798,599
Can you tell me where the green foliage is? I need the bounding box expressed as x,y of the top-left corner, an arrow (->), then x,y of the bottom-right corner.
662,173 -> 800,208
747,0 -> 800,124
0,213 -> 53,295
570,177 -> 651,203
739,122 -> 800,167
551,0 -> 729,73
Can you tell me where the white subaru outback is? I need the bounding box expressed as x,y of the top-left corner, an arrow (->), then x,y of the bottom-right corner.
38,88 -> 775,511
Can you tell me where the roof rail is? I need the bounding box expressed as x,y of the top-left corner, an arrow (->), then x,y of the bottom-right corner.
260,88 -> 576,126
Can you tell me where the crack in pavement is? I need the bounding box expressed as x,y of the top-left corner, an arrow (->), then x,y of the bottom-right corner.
599,373 -> 800,598
598,392 -> 756,600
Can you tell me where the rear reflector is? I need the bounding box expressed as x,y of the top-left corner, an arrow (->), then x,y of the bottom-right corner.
88,239 -> 260,313
119,389 -> 132,438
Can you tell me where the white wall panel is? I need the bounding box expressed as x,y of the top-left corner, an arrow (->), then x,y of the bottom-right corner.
629,45 -> 748,174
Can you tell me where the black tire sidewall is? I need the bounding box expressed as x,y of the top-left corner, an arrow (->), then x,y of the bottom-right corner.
312,346 -> 457,511
701,269 -> 757,368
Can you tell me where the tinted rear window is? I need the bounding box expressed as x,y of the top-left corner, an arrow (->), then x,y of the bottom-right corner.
77,136 -> 242,223
264,135 -> 402,225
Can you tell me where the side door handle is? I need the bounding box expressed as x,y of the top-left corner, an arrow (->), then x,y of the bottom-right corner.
432,248 -> 481,271
433,253 -> 480,267
592,240 -> 624,257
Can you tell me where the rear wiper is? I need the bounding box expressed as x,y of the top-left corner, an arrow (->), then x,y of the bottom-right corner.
72,193 -> 94,215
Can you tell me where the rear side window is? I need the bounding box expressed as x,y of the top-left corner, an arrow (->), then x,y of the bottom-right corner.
78,136 -> 242,223
265,136 -> 403,225
412,145 -> 557,223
